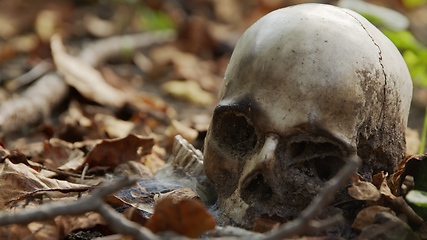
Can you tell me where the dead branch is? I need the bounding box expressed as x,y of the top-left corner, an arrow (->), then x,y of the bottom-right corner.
97,202 -> 159,240
0,73 -> 68,137
262,154 -> 361,240
79,30 -> 175,67
5,60 -> 54,92
0,177 -> 158,240
0,31 -> 175,136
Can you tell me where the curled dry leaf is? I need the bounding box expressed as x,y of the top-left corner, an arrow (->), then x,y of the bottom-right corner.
145,197 -> 216,238
348,181 -> 381,201
0,159 -> 89,209
55,212 -> 106,236
82,134 -> 154,169
50,34 -> 128,108
352,206 -> 395,230
41,138 -> 84,170
355,212 -> 419,240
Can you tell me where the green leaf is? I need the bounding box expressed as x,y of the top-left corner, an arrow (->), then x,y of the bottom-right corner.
406,190 -> 427,207
402,0 -> 427,9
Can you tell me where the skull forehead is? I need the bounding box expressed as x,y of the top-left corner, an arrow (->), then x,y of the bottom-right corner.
219,3 -> 411,140
221,4 -> 382,99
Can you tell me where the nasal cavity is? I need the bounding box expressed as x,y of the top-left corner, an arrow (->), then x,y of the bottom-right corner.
241,174 -> 273,204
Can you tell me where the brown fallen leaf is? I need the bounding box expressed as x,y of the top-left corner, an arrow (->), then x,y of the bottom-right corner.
155,188 -> 199,202
164,120 -> 199,148
27,220 -> 61,240
94,113 -> 135,138
50,34 -> 128,108
352,206 -> 395,230
55,212 -> 106,236
0,159 -> 89,209
348,180 -> 381,201
41,138 -> 84,170
145,198 -> 216,238
0,224 -> 33,240
123,206 -> 149,226
82,134 -> 154,169
253,218 -> 281,233
161,80 -> 215,106
113,161 -> 153,178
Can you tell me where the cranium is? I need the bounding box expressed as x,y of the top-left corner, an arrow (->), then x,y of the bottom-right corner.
203,3 -> 412,228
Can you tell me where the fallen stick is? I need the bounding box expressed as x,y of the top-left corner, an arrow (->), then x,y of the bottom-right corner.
0,30 -> 175,137
0,177 -> 158,240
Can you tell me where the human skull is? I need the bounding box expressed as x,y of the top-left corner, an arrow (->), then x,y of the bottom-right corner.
203,3 -> 412,228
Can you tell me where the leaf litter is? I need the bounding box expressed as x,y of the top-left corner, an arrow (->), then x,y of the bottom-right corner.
0,0 -> 427,239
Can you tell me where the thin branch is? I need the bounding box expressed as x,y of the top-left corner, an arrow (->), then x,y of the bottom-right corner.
0,177 -> 161,240
0,31 -> 175,136
97,203 -> 158,240
5,60 -> 54,92
0,177 -> 136,225
0,73 -> 68,137
79,30 -> 175,67
262,154 -> 361,240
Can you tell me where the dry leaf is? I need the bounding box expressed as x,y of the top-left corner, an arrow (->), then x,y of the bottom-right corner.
348,181 -> 381,201
161,80 -> 215,106
41,139 -> 84,170
0,159 -> 89,209
27,220 -> 61,240
155,188 -> 198,202
164,120 -> 199,147
55,212 -> 106,236
253,218 -> 281,233
113,161 -> 153,178
50,34 -> 128,108
145,198 -> 215,238
83,134 -> 154,169
0,224 -> 33,240
123,207 -> 149,226
94,113 -> 135,138
352,206 -> 395,230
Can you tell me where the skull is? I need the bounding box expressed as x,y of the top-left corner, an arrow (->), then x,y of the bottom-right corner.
203,3 -> 412,228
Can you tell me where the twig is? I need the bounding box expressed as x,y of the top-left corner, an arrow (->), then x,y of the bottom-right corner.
0,73 -> 68,137
80,163 -> 90,183
261,154 -> 361,240
0,31 -> 175,136
28,162 -> 96,179
97,203 -> 158,240
79,30 -> 175,67
0,177 -> 135,225
0,177 -> 157,240
5,60 -> 54,92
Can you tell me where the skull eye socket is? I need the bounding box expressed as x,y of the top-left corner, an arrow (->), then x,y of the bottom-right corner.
212,111 -> 257,157
288,140 -> 346,180
313,157 -> 345,180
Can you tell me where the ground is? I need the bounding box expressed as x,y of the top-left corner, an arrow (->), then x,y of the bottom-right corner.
1,0 -> 427,239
